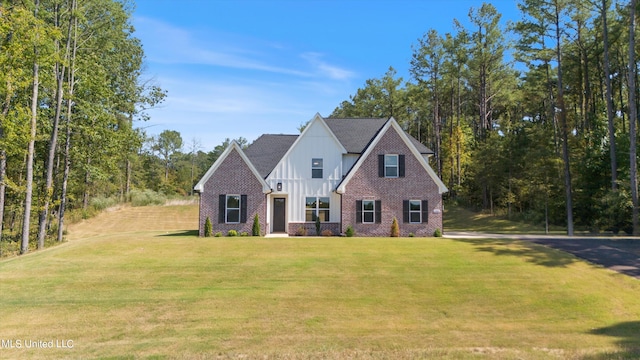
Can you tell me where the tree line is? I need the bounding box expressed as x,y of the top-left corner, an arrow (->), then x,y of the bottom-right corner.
332,0 -> 639,235
0,0 -> 170,254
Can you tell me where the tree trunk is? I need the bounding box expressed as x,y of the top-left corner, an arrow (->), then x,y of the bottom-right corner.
21,0 -> 40,254
433,84 -> 442,179
83,156 -> 91,210
602,0 -> 618,190
58,0 -> 77,242
554,1 -> 574,236
629,0 -> 638,235
37,62 -> 64,248
0,82 -> 12,244
37,1 -> 73,248
58,111 -> 72,242
0,150 -> 5,245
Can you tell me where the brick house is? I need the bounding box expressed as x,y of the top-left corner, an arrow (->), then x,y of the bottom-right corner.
194,114 -> 447,237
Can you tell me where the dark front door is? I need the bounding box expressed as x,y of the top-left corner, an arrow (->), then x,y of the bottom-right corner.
273,197 -> 286,233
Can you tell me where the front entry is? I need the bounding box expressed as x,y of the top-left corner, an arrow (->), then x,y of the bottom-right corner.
273,197 -> 286,233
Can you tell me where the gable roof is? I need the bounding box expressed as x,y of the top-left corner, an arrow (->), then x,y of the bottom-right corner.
324,118 -> 388,153
244,134 -> 298,178
336,118 -> 448,194
193,141 -> 271,193
195,114 -> 439,192
264,114 -> 347,180
324,117 -> 434,155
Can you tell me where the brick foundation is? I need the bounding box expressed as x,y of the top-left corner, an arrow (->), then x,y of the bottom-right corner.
288,222 -> 341,236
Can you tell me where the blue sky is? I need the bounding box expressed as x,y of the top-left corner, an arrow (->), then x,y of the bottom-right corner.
132,0 -> 520,152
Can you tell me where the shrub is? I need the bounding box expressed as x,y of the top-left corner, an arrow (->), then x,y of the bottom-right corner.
315,217 -> 321,236
214,232 -> 223,237
345,225 -> 354,237
90,196 -> 119,211
390,217 -> 400,237
321,229 -> 333,237
295,226 -> 308,236
227,230 -> 238,237
204,217 -> 213,237
240,232 -> 249,237
434,228 -> 442,237
408,232 -> 415,237
252,214 -> 261,236
130,189 -> 167,207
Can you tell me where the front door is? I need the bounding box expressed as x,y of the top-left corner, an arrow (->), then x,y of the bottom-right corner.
273,197 -> 286,233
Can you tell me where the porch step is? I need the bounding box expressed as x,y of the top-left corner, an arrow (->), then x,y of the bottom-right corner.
265,233 -> 289,238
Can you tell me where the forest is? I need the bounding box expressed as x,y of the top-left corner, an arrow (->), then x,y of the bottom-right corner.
0,0 -> 638,256
332,0 -> 640,236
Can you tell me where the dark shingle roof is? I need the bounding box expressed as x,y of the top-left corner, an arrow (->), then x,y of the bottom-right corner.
325,117 -> 434,155
407,135 -> 434,154
324,118 -> 388,153
243,118 -> 433,178
244,134 -> 298,178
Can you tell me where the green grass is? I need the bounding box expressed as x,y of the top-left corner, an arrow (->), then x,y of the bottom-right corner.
1,205 -> 640,359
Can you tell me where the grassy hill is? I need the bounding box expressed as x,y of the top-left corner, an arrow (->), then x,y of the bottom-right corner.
1,204 -> 639,359
444,203 -> 567,234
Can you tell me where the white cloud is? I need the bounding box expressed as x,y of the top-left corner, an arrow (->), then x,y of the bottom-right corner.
133,16 -> 357,151
300,52 -> 356,80
136,17 -> 356,81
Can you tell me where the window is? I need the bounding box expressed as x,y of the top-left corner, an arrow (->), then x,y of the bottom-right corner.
403,200 -> 428,224
356,200 -> 381,224
226,195 -> 241,223
305,196 -> 330,222
312,158 -> 323,178
409,200 -> 421,223
218,194 -> 247,224
362,200 -> 375,223
378,154 -> 405,178
385,154 -> 398,177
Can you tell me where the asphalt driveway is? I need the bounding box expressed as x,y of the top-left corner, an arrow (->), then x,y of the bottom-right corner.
445,232 -> 640,279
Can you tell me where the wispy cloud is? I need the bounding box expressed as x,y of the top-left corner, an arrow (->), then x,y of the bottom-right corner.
136,17 -> 354,79
301,52 -> 356,80
133,16 -> 357,150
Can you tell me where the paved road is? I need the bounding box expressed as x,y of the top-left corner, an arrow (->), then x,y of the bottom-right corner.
445,232 -> 640,279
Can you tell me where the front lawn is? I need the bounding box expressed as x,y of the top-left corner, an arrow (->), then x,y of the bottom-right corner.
1,205 -> 639,359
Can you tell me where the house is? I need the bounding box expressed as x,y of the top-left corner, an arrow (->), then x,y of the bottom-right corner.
194,114 -> 448,237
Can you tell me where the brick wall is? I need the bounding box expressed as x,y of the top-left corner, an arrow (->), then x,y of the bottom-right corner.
199,148 -> 267,236
288,222 -> 341,236
341,127 -> 443,237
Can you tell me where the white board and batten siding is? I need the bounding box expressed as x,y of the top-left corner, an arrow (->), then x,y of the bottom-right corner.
342,154 -> 359,176
266,118 -> 344,223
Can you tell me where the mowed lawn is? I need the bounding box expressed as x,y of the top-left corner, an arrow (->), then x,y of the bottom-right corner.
1,205 -> 640,359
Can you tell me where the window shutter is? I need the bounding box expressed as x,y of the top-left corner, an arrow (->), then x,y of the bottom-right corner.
422,200 -> 429,224
375,200 -> 382,223
356,200 -> 362,224
399,155 -> 405,177
240,195 -> 248,223
403,200 -> 409,223
378,154 -> 384,177
218,194 -> 226,223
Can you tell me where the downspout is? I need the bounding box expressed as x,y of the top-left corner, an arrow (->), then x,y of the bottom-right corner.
265,188 -> 273,235
195,190 -> 202,237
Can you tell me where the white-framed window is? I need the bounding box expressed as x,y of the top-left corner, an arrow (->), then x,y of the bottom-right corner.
312,158 -> 323,179
226,195 -> 241,223
305,196 -> 330,222
385,154 -> 398,177
409,200 -> 421,223
356,200 -> 381,224
362,200 -> 375,223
